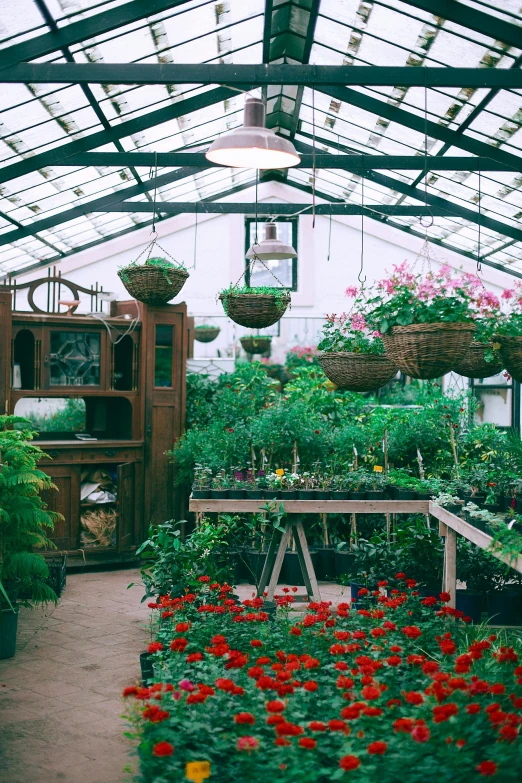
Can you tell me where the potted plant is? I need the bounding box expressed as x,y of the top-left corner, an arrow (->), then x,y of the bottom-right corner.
365,470 -> 387,500
245,470 -> 266,500
0,417 -> 60,659
366,262 -> 475,379
228,469 -> 247,500
314,468 -> 332,501
416,477 -> 444,500
280,472 -> 299,500
240,335 -> 272,355
317,310 -> 397,393
346,468 -> 367,500
118,256 -> 189,305
191,464 -> 212,499
433,492 -> 462,516
331,473 -> 350,500
264,472 -> 281,500
297,472 -> 316,500
194,324 -> 220,343
388,468 -> 417,500
210,471 -> 230,499
219,285 -> 290,328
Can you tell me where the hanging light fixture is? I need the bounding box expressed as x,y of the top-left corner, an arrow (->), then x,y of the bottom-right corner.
246,222 -> 297,261
205,96 -> 300,169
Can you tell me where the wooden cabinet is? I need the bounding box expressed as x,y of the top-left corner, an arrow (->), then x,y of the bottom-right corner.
0,275 -> 189,564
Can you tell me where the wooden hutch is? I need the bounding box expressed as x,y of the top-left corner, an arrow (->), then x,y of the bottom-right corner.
0,272 -> 189,565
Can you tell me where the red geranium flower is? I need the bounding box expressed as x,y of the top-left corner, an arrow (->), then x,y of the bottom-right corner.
328,720 -> 348,732
266,700 -> 285,713
234,712 -> 255,725
367,741 -> 387,755
186,652 -> 203,663
411,725 -> 430,743
309,721 -> 327,731
477,761 -> 498,777
298,737 -> 317,749
147,641 -> 163,654
303,681 -> 318,692
153,741 -> 174,757
401,625 -> 422,639
340,755 -> 360,771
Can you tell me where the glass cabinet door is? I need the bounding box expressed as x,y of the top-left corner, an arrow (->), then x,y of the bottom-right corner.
50,331 -> 101,386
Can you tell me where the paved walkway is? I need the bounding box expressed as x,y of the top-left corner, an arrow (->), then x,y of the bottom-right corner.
0,571 -> 348,783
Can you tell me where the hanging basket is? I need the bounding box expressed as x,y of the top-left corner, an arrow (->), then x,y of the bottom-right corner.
220,291 -> 290,328
318,352 -> 397,392
496,335 -> 522,381
240,336 -> 272,354
382,322 -> 475,379
452,342 -> 503,379
194,326 -> 220,343
118,264 -> 189,305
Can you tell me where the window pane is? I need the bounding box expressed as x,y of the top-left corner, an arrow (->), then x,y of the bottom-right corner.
474,388 -> 512,427
155,325 -> 173,387
50,331 -> 100,386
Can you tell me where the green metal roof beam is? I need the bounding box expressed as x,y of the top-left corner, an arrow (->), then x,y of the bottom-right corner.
93,202 -> 450,216
397,0 -> 522,51
0,0 -> 196,68
6,64 -> 522,87
48,151 -> 521,172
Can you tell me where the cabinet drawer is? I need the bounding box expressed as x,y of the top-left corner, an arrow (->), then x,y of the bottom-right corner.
39,446 -> 143,464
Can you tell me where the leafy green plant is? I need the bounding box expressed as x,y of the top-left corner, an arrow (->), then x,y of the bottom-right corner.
0,416 -> 60,606
219,284 -> 290,319
318,313 -> 386,355
119,256 -> 186,284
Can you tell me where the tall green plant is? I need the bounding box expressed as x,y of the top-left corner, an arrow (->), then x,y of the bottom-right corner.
0,416 -> 60,605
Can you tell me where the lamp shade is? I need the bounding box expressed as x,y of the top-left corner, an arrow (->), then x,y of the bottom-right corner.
205,97 -> 300,170
246,222 -> 297,261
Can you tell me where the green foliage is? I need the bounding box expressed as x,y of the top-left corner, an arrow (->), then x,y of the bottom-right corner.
14,398 -> 85,434
219,285 -> 290,318
318,316 -> 386,354
0,416 -> 60,606
119,256 -> 187,283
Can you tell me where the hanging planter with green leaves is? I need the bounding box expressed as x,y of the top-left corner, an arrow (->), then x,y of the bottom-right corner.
118,245 -> 189,306
219,285 -> 290,328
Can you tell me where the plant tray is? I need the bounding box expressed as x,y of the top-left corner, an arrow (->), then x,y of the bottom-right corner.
452,342 -> 503,379
118,265 -> 189,305
219,292 -> 290,328
382,322 -> 475,379
318,352 -> 397,392
194,326 -> 220,343
496,334 -> 522,382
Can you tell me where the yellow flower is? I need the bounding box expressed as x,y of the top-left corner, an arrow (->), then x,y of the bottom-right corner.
275,468 -> 285,476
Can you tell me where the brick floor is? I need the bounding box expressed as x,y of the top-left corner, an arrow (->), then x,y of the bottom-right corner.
0,571 -> 349,783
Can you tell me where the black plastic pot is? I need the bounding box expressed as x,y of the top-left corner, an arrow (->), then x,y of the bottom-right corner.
472,494 -> 486,506
396,489 -> 417,500
456,590 -> 483,624
228,489 -> 245,500
192,489 -> 209,499
315,548 -> 336,581
211,489 -> 229,499
443,503 -> 461,515
298,490 -> 315,500
458,489 -> 473,502
515,498 -> 522,514
503,496 -> 516,512
0,606 -> 18,660
280,490 -> 297,500
417,492 -> 431,500
1,579 -> 21,606
349,491 -> 366,500
140,651 -> 154,684
483,502 -> 501,513
335,550 -> 355,579
471,519 -> 492,536
487,590 -> 522,626
331,491 -> 349,500
281,550 -> 318,586
264,490 -> 280,500
245,490 -> 265,500
315,490 -> 331,501
366,491 -> 385,500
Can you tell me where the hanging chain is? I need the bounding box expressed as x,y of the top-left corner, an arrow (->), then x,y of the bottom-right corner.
151,150 -> 158,235
477,163 -> 483,276
358,176 -> 366,285
419,80 -> 434,230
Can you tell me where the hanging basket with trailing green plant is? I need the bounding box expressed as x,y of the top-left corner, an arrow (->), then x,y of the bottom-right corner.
194,325 -> 220,343
365,263 -> 476,379
118,238 -> 189,306
317,309 -> 397,392
493,285 -> 522,381
219,250 -> 290,328
240,335 -> 272,354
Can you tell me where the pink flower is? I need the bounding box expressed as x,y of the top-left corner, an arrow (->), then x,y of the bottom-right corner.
372,330 -> 382,338
345,286 -> 358,298
351,313 -> 367,332
502,289 -> 514,300
179,679 -> 195,691
237,736 -> 259,752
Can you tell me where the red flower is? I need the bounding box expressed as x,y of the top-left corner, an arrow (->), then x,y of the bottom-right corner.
328,720 -> 348,732
170,637 -> 188,653
250,639 -> 262,647
361,685 -> 380,701
153,741 -> 174,757
186,692 -> 206,705
175,622 -> 191,633
439,592 -> 451,603
237,736 -> 259,752
123,686 -> 138,698
186,652 -> 203,663
386,656 -> 402,667
421,596 -> 437,607
266,700 -> 285,713
198,576 -> 210,583
411,725 -> 430,743
234,712 -> 255,725
432,703 -> 458,723
309,721 -> 327,732
393,718 -> 414,734
358,588 -> 369,597
274,737 -> 291,747
147,642 -> 163,654
404,691 -> 424,705
401,625 -> 422,639
498,725 -> 518,743
298,737 -> 317,749
367,741 -> 387,755
395,572 -> 406,580
339,755 -> 360,771
303,680 -> 318,692
477,761 -> 498,777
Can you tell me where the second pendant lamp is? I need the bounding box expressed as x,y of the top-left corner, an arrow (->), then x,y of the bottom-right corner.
246,222 -> 297,261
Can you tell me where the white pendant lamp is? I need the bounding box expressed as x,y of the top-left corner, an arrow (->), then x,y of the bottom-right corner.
205,97 -> 300,170
246,222 -> 297,261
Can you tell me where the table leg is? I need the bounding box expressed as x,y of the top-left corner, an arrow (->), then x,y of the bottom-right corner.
443,526 -> 457,609
257,532 -> 279,597
294,520 -> 321,602
266,521 -> 293,601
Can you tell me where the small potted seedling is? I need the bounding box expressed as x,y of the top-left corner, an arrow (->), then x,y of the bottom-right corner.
331,473 -> 350,501
192,464 -> 212,499
348,468 -> 367,500
280,472 -> 299,500
315,467 -> 332,501
365,468 -> 386,500
210,471 -> 231,499
434,492 -> 462,516
297,472 -> 316,500
229,469 -> 247,500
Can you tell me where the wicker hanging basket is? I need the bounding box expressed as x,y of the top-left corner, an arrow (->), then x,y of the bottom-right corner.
240,336 -> 272,354
452,342 -> 503,379
318,352 -> 397,392
382,322 -> 475,379
220,291 -> 290,328
118,264 -> 189,305
194,326 -> 220,343
496,335 -> 522,381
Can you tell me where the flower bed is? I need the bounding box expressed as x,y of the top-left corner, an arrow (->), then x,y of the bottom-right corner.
124,576 -> 522,782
